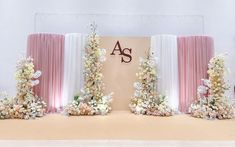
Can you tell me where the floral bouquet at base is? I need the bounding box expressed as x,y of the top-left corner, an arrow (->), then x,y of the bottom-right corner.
64,93 -> 113,116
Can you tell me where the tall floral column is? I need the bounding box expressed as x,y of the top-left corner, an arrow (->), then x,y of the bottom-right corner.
189,54 -> 234,119
129,50 -> 173,116
64,23 -> 113,116
0,57 -> 47,119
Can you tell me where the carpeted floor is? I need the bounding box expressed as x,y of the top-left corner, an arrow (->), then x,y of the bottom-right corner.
0,111 -> 235,140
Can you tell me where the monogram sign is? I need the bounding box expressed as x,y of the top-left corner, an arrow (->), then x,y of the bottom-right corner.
100,37 -> 150,110
110,41 -> 132,63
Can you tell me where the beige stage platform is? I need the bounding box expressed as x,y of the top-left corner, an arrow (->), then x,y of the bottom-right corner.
0,111 -> 235,140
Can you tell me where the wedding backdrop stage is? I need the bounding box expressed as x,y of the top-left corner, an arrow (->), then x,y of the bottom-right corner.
1,1 -> 235,146
1,33 -> 234,142
26,34 -> 215,113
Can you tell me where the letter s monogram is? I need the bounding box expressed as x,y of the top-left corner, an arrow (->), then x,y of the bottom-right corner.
121,48 -> 132,63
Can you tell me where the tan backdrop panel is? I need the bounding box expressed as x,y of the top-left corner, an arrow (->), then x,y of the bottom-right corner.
100,36 -> 150,110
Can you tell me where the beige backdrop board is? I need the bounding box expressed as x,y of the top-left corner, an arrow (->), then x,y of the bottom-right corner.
100,37 -> 150,110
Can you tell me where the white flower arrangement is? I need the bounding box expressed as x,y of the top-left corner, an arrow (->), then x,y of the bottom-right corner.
189,54 -> 234,119
64,23 -> 113,116
129,51 -> 174,116
0,57 -> 46,120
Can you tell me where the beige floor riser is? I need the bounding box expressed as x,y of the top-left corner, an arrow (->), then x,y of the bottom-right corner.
0,111 -> 235,140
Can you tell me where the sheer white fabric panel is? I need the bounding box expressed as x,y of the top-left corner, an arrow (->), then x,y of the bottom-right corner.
151,35 -> 179,110
62,33 -> 86,106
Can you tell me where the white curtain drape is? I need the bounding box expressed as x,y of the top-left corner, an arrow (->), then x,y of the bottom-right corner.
151,35 -> 179,110
62,33 -> 86,107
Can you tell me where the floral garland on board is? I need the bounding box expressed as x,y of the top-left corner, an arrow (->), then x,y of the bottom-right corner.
189,54 -> 234,119
0,57 -> 46,119
64,23 -> 113,116
129,50 -> 174,116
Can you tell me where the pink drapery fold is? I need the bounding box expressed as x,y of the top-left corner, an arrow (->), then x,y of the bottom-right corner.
27,33 -> 64,113
177,36 -> 214,113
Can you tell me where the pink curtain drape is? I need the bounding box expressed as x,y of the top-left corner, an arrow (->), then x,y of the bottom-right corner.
177,36 -> 214,113
27,33 -> 64,113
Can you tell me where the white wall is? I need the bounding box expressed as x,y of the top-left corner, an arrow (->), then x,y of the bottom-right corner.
0,0 -> 235,98
34,14 -> 204,35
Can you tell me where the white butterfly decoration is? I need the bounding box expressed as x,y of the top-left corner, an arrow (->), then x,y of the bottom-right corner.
99,48 -> 106,62
33,70 -> 42,79
31,80 -> 39,86
102,92 -> 113,103
100,48 -> 106,56
99,56 -> 106,62
133,82 -> 142,90
197,85 -> 208,95
202,79 -> 211,87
